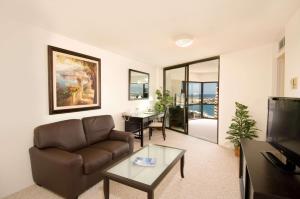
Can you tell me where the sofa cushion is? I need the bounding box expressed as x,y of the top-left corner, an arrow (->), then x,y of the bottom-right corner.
34,119 -> 87,152
91,140 -> 129,160
74,147 -> 112,174
82,115 -> 115,145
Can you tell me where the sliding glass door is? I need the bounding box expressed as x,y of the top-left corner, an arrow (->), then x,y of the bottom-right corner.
164,57 -> 219,143
164,66 -> 187,133
188,60 -> 219,143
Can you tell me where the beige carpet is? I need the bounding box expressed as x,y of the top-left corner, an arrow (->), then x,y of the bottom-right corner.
188,119 -> 218,143
4,130 -> 240,199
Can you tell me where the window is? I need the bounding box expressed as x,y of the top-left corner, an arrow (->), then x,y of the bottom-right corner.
185,81 -> 218,119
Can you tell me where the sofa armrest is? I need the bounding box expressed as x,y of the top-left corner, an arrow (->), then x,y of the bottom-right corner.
29,147 -> 84,198
30,147 -> 83,166
109,130 -> 134,153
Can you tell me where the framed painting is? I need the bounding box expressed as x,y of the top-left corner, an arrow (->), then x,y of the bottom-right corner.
48,46 -> 101,114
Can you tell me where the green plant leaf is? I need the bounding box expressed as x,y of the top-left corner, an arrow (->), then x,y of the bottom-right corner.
226,102 -> 260,147
154,88 -> 174,113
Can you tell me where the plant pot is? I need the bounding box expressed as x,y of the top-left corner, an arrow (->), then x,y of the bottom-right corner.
234,146 -> 240,157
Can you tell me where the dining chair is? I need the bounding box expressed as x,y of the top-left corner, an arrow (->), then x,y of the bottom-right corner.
148,108 -> 167,141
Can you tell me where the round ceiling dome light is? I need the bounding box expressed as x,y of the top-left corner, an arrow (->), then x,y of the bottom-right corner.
175,34 -> 194,48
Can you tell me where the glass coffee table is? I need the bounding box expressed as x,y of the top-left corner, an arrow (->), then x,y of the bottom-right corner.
102,144 -> 186,199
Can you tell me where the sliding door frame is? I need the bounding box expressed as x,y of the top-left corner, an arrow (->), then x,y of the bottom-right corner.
163,56 -> 220,144
163,65 -> 189,134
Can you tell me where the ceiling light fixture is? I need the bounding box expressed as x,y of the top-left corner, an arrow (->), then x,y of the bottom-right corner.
175,34 -> 194,48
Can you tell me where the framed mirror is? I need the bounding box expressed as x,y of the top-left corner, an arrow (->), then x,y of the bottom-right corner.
128,69 -> 149,100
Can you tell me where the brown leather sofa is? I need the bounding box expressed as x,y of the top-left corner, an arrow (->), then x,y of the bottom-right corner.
29,115 -> 134,199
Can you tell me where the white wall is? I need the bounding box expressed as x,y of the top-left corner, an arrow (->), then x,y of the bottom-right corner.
285,7 -> 300,97
219,44 -> 275,147
0,19 -> 158,198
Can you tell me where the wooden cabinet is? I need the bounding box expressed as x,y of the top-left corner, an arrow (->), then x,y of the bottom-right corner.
240,140 -> 300,199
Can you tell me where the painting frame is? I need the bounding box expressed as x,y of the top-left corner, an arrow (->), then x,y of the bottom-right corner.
48,45 -> 101,115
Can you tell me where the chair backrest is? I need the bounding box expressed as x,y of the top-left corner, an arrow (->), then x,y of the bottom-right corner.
162,108 -> 168,130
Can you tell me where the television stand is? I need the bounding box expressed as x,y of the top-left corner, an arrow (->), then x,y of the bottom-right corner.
261,151 -> 300,174
240,139 -> 300,199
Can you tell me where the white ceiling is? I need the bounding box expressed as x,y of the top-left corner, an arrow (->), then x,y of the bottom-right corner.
1,0 -> 300,66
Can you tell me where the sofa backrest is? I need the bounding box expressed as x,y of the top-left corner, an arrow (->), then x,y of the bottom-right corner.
82,115 -> 115,145
34,119 -> 87,152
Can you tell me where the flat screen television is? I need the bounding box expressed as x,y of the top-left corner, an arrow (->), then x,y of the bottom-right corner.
265,97 -> 300,173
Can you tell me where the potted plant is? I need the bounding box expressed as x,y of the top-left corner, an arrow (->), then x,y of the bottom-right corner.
154,89 -> 173,113
226,102 -> 259,156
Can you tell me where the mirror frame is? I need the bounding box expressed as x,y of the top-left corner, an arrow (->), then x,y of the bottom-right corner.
128,69 -> 150,101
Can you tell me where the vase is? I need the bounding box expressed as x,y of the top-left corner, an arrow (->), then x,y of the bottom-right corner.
234,146 -> 240,157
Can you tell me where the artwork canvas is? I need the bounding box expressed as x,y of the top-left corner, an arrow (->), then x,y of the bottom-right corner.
48,46 -> 101,114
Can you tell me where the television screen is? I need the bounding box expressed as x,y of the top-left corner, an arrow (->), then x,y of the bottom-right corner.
267,97 -> 300,163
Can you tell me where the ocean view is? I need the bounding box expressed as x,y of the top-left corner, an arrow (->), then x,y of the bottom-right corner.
188,94 -> 216,98
188,104 -> 216,117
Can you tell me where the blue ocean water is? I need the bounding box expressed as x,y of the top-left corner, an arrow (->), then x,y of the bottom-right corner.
189,94 -> 216,98
189,104 -> 215,117
188,93 -> 217,117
